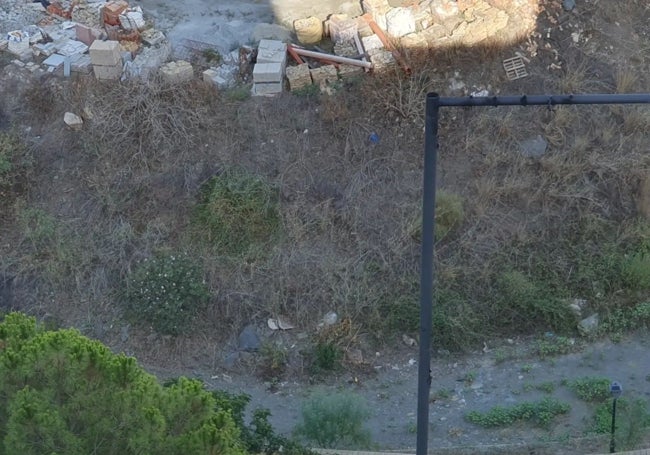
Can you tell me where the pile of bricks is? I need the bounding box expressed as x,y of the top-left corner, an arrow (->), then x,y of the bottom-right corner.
252,39 -> 286,96
89,40 -> 123,80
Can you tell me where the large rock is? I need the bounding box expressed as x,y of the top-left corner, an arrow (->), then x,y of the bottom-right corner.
578,313 -> 599,336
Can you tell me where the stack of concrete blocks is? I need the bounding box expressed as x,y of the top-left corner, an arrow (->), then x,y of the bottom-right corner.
159,60 -> 193,84
89,40 -> 123,80
285,63 -> 312,92
252,39 -> 286,96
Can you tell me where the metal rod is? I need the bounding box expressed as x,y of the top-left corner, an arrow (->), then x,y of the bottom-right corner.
610,398 -> 618,453
418,92 -> 650,455
434,93 -> 650,107
416,93 -> 439,455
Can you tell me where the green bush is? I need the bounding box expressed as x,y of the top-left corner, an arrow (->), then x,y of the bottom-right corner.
410,190 -> 465,242
466,398 -> 570,428
310,341 -> 343,374
569,376 -> 611,402
621,251 -> 650,290
295,389 -> 371,449
192,169 -> 280,256
126,253 -> 210,335
0,312 -> 245,455
496,270 -> 575,333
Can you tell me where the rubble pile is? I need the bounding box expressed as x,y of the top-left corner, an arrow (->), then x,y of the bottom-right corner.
0,0 -> 169,80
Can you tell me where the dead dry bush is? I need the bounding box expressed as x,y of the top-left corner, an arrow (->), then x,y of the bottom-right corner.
84,78 -> 220,165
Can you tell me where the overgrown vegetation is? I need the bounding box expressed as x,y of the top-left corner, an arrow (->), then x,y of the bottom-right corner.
568,376 -> 612,402
590,398 -> 650,450
294,389 -> 371,449
466,398 -> 571,428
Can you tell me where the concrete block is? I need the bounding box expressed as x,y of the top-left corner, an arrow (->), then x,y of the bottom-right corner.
386,7 -> 416,37
253,62 -> 283,83
361,34 -> 384,53
203,69 -> 230,89
362,0 -> 391,30
252,81 -> 283,96
257,39 -> 287,66
369,49 -> 395,69
75,24 -> 99,46
286,63 -> 312,91
89,40 -> 121,66
338,64 -> 364,78
327,15 -> 358,43
310,65 -> 338,85
141,29 -> 166,46
160,60 -> 194,84
56,39 -> 88,57
93,63 -> 123,80
70,54 -> 92,73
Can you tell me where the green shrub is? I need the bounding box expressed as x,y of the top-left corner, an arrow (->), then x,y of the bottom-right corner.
410,190 -> 465,242
537,335 -> 576,358
621,252 -> 650,290
466,398 -> 570,428
496,270 -> 575,333
0,312 -> 245,455
125,253 -> 210,335
295,389 -> 371,449
311,341 -> 343,373
192,169 -> 280,256
569,376 -> 611,402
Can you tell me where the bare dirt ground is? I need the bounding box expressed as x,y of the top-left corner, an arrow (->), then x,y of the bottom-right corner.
1,0 -> 650,453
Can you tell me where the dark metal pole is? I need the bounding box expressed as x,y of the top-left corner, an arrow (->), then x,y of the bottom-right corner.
417,94 -> 649,455
416,93 -> 439,455
610,398 -> 618,453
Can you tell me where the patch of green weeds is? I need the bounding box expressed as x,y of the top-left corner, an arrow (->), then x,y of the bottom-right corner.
466,398 -> 570,428
568,376 -> 611,402
537,335 -> 576,358
537,381 -> 556,394
294,389 -> 371,449
410,190 -> 465,242
521,364 -> 533,373
621,251 -> 650,290
259,342 -> 288,380
192,168 -> 280,256
431,388 -> 453,401
224,85 -> 252,101
293,84 -> 320,98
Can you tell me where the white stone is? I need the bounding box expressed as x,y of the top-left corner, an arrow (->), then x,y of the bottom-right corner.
64,112 -> 83,130
253,62 -> 283,83
386,7 -> 416,37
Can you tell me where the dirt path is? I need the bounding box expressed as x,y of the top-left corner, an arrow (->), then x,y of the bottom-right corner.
144,332 -> 650,453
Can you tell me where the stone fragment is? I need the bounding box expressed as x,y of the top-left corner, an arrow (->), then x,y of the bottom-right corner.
64,112 -> 83,130
520,135 -> 548,158
578,313 -> 599,335
286,63 -> 312,91
294,16 -> 323,44
238,325 -> 261,351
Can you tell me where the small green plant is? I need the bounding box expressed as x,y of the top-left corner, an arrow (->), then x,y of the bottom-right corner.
463,371 -> 477,385
590,398 -> 650,450
225,85 -> 252,101
292,83 -> 320,98
410,190 -> 465,242
621,252 -> 650,290
125,253 -> 210,335
192,169 -> 280,256
537,335 -> 576,358
466,398 -> 570,428
259,342 -> 288,380
432,388 -> 452,401
521,364 -> 533,373
568,376 -> 611,402
537,381 -> 556,394
310,341 -> 342,373
202,48 -> 221,64
294,389 -> 371,449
